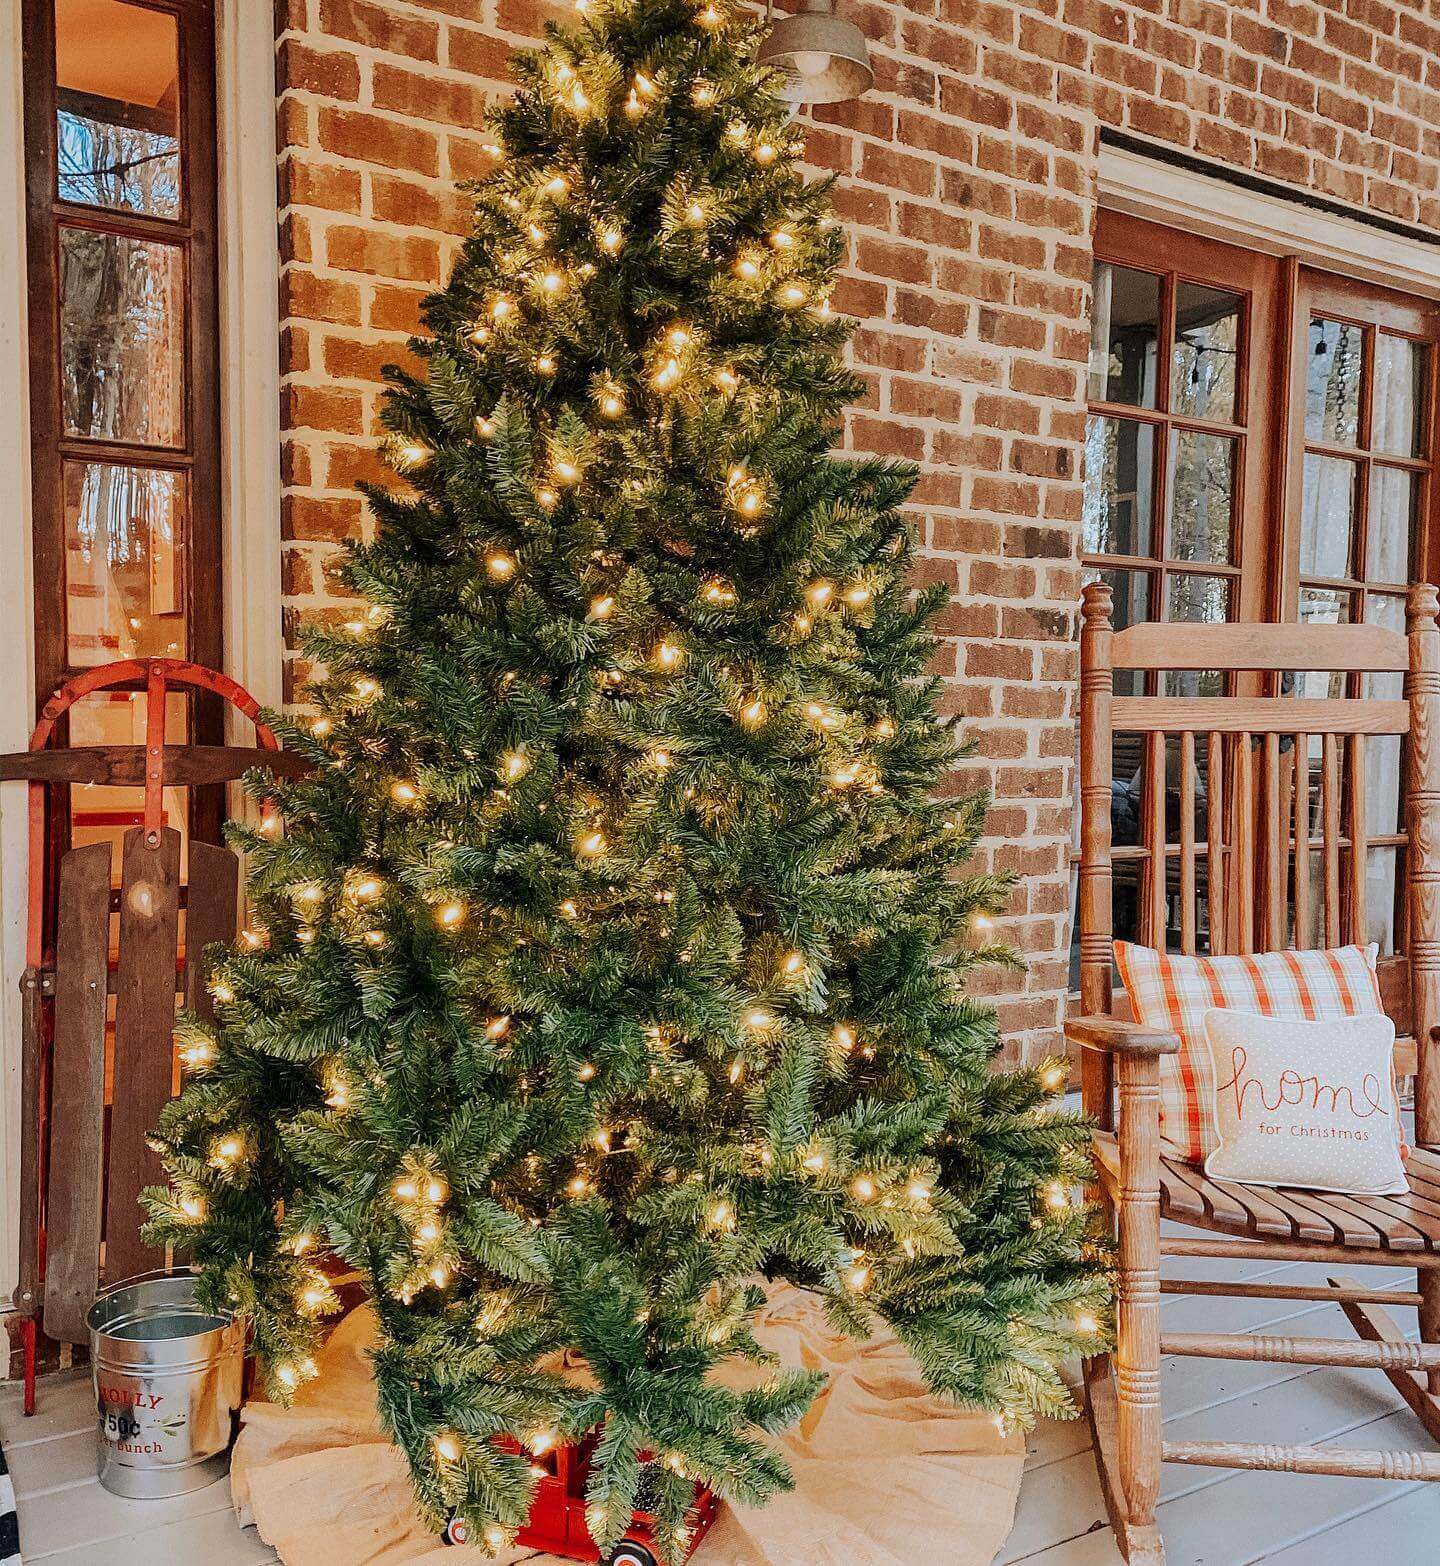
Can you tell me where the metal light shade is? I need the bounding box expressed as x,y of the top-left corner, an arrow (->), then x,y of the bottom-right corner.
756,0 -> 873,106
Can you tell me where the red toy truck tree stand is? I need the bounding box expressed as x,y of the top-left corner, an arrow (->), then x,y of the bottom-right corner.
443,1433 -> 718,1565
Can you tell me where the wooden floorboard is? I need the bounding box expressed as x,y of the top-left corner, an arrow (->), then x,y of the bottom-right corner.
2,1253 -> 1438,1564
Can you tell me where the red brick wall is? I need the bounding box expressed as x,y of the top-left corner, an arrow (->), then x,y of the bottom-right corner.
273,0 -> 1440,1065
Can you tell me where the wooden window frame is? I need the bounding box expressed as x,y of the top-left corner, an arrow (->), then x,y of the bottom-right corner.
21,0 -> 224,852
23,0 -> 222,703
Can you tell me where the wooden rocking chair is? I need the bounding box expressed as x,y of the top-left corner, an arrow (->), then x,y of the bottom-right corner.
1069,579 -> 1440,1565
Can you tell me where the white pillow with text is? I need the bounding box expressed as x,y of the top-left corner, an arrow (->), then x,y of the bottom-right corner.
1201,1008 -> 1407,1196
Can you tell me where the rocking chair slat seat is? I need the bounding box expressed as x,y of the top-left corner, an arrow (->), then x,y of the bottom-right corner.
1093,1133 -> 1440,1252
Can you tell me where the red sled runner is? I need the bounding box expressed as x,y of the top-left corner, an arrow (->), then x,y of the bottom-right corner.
443,1432 -> 719,1565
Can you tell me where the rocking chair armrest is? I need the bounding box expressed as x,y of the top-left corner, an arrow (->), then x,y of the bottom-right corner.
1064,1015 -> 1181,1057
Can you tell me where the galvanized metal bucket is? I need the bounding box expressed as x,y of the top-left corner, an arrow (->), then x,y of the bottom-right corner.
87,1271 -> 244,1498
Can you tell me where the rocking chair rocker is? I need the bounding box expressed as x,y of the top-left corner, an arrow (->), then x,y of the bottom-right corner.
1068,579 -> 1440,1564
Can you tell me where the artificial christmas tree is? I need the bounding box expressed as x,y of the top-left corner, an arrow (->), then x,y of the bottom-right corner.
146,0 -> 1109,1555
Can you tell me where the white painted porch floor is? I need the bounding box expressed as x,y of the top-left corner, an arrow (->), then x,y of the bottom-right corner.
5,1239 -> 1440,1565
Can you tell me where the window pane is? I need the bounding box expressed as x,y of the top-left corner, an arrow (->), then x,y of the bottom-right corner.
1164,573 -> 1228,696
1306,318 -> 1364,447
1084,565 -> 1149,695
55,0 -> 180,217
1172,283 -> 1240,423
1296,585 -> 1351,697
1169,430 -> 1234,564
1089,263 -> 1160,408
1365,846 -> 1399,956
1299,453 -> 1358,580
1363,591 -> 1405,702
64,462 -> 186,666
61,227 -> 184,445
1372,334 -> 1426,458
1366,466 -> 1417,585
1083,416 -> 1154,557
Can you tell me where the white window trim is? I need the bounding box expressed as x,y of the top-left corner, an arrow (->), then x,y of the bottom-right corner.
0,0 -> 281,1301
1099,139 -> 1440,301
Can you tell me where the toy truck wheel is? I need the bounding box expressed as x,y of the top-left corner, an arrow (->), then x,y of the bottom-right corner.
442,1516 -> 470,1546
604,1545 -> 657,1566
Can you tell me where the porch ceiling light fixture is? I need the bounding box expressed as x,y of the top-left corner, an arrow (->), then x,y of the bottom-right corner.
755,0 -> 873,107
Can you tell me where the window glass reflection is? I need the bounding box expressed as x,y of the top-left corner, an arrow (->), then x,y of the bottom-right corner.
64,461 -> 186,666
1372,335 -> 1426,458
1172,282 -> 1240,423
1083,416 -> 1154,558
61,228 -> 184,445
1299,453 -> 1357,580
1089,263 -> 1161,408
1306,318 -> 1364,446
55,0 -> 180,217
1169,430 -> 1234,564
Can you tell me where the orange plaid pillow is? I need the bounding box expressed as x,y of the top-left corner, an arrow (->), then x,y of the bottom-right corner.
1113,942 -> 1405,1165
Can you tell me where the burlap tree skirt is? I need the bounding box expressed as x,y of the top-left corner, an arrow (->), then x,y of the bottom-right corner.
231,1285 -> 1025,1566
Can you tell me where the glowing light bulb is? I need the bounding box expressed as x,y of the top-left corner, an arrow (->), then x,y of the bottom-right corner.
753,141 -> 777,165
490,294 -> 514,322
907,1180 -> 931,1202
434,1432 -> 461,1464
625,88 -> 644,118
709,1200 -> 733,1227
541,270 -> 564,295
535,353 -> 557,376
312,716 -> 333,737
500,749 -> 530,782
714,366 -> 738,392
554,458 -> 580,486
599,226 -> 623,253
832,1023 -> 856,1051
211,979 -> 235,1004
181,1040 -> 216,1069
351,875 -> 383,902
180,1194 -> 205,1220
655,640 -> 682,670
436,902 -> 466,929
846,1263 -> 870,1291
843,583 -> 873,607
1076,1313 -> 1100,1335
530,1429 -> 558,1456
600,391 -> 624,418
648,748 -> 672,769
1043,1065 -> 1067,1091
390,780 -> 420,805
544,175 -> 569,198
398,440 -> 431,467
568,1173 -> 591,1195
213,1135 -> 244,1166
744,1008 -> 773,1031
536,487 -> 559,511
779,283 -> 807,308
692,79 -> 716,105
697,2 -> 722,26
418,1219 -> 440,1243
652,358 -> 681,391
802,1150 -> 827,1172
740,697 -> 765,728
394,1178 -> 419,1201
469,323 -> 492,347
728,1059 -> 744,1083
363,929 -> 385,947
276,1362 -> 299,1390
560,899 -> 579,919
588,595 -> 615,620
806,580 -> 834,608
578,831 -> 606,857
734,251 -> 762,280
353,676 -> 380,701
852,1176 -> 876,1201
683,200 -> 706,227
1045,1182 -> 1069,1210
782,950 -> 805,975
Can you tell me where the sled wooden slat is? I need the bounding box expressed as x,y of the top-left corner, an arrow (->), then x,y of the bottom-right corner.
184,842 -> 240,1017
102,827 -> 182,1286
40,843 -> 111,1343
